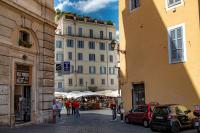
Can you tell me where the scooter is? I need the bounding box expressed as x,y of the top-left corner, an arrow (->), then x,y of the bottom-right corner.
193,110 -> 200,133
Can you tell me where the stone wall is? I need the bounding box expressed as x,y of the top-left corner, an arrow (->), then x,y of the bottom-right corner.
0,0 -> 56,126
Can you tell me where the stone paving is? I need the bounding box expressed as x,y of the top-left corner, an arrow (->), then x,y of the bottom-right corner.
0,109 -> 196,133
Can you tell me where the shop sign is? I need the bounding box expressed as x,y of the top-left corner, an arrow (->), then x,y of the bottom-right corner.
16,71 -> 30,84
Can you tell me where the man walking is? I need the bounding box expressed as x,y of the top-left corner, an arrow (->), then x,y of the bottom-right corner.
110,99 -> 117,121
65,99 -> 71,115
71,100 -> 75,115
74,100 -> 80,118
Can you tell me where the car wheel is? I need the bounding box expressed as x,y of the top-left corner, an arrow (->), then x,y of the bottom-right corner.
143,120 -> 149,128
125,117 -> 129,124
171,122 -> 180,133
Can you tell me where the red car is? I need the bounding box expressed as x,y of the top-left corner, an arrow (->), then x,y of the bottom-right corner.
125,103 -> 159,128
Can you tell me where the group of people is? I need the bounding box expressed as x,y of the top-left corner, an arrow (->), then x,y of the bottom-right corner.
52,98 -> 81,123
65,99 -> 80,118
110,99 -> 124,122
52,97 -> 124,124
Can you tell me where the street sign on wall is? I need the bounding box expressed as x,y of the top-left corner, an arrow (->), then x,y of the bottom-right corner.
63,61 -> 70,72
56,64 -> 62,72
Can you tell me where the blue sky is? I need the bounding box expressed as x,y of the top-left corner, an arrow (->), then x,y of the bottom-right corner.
54,0 -> 119,33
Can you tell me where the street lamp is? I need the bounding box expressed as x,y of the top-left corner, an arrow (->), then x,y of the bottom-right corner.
110,40 -> 126,54
86,82 -> 88,91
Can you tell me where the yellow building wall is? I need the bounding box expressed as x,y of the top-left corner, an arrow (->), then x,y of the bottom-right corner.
119,0 -> 200,111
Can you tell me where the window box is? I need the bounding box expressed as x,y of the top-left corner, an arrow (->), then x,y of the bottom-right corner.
18,39 -> 32,48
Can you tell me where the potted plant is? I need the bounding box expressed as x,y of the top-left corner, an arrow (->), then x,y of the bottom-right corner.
19,39 -> 32,48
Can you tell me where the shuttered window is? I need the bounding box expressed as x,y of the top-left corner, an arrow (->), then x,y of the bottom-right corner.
130,0 -> 140,11
167,0 -> 181,8
168,24 -> 186,64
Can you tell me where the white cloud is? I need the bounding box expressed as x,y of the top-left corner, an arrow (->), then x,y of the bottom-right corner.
75,0 -> 118,13
55,0 -> 118,13
55,0 -> 73,11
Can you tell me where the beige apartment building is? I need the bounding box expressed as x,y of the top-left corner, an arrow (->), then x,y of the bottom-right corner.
119,0 -> 200,110
55,13 -> 119,92
0,0 -> 56,126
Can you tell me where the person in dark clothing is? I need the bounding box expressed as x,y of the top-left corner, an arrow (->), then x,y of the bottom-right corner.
110,100 -> 117,121
71,100 -> 75,115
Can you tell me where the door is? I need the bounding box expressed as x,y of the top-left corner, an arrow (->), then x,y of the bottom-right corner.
23,86 -> 31,122
132,83 -> 145,109
14,86 -> 31,123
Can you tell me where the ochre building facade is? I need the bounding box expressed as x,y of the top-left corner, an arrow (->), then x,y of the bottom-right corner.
119,0 -> 200,111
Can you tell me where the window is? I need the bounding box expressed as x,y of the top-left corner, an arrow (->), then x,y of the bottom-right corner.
100,31 -> 104,39
89,66 -> 96,74
167,0 -> 181,8
77,40 -> 84,48
100,54 -> 105,62
99,42 -> 105,50
58,82 -> 63,89
168,24 -> 186,64
56,40 -> 62,48
70,65 -> 74,73
78,53 -> 83,61
19,31 -> 30,42
67,39 -> 74,47
91,79 -> 95,85
89,41 -> 95,49
56,52 -> 63,61
68,52 -> 73,60
108,44 -> 114,51
132,83 -> 145,107
109,67 -> 115,75
78,27 -> 83,36
111,79 -> 114,85
101,79 -> 105,85
79,78 -> 83,86
109,32 -> 112,40
130,0 -> 140,11
77,65 -> 83,73
69,79 -> 73,86
100,66 -> 106,74
109,55 -> 113,63
89,29 -> 93,38
67,26 -> 72,35
89,54 -> 95,61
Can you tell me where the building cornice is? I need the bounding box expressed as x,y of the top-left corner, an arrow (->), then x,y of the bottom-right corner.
0,0 -> 57,28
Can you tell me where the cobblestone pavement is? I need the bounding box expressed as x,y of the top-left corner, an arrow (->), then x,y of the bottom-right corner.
0,109 -> 196,133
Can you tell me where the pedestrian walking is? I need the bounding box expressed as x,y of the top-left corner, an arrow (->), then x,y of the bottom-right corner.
65,99 -> 71,115
74,100 -> 80,118
56,100 -> 62,118
119,101 -> 124,122
72,100 -> 75,115
52,99 -> 57,123
110,99 -> 117,121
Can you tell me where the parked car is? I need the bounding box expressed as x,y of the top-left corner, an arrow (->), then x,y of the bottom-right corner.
125,103 -> 159,127
150,104 -> 195,133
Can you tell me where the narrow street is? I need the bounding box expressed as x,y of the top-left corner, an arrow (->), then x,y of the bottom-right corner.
0,109 -> 196,133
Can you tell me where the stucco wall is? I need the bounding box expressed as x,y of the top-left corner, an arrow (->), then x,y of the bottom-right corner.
119,0 -> 200,111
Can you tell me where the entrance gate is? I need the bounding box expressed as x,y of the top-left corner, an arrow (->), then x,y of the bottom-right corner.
14,64 -> 32,124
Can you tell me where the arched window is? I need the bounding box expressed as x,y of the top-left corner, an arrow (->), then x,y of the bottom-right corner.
19,30 -> 32,48
20,30 -> 30,42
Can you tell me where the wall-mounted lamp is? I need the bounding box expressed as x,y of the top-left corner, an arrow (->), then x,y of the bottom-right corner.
110,40 -> 126,54
22,54 -> 27,60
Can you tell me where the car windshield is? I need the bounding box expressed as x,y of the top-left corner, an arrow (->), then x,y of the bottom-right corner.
153,107 -> 169,115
